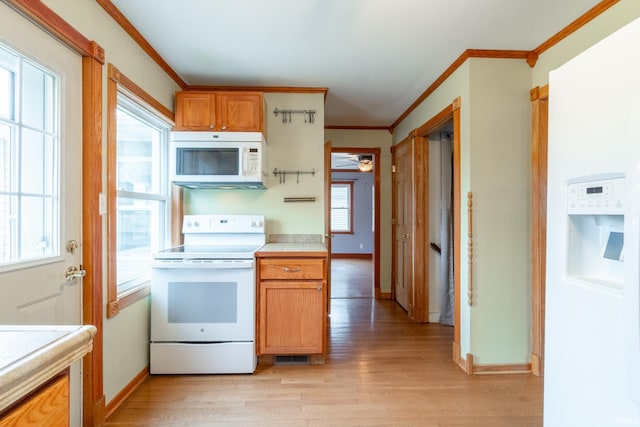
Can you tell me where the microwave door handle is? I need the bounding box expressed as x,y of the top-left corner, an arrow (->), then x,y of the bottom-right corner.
242,146 -> 248,177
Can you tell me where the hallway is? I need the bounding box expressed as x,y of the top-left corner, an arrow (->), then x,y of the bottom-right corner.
331,258 -> 373,299
106,297 -> 543,426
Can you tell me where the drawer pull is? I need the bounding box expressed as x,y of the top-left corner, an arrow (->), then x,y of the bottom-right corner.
283,267 -> 301,272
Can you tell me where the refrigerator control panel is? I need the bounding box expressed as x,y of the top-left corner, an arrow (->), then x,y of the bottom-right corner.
567,174 -> 625,215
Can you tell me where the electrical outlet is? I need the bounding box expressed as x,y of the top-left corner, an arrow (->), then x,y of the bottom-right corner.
99,193 -> 107,215
359,243 -> 363,249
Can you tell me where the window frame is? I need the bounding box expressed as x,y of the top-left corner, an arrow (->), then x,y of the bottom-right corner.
330,181 -> 354,234
106,64 -> 173,317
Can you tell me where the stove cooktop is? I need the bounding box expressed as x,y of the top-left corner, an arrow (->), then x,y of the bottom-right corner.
153,244 -> 263,260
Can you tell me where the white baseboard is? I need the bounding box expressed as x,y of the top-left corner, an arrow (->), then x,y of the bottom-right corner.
429,312 -> 440,323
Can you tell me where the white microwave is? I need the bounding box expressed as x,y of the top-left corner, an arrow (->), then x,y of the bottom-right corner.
170,131 -> 268,189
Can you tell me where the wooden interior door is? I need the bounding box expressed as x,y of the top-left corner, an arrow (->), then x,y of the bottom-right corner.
392,140 -> 413,315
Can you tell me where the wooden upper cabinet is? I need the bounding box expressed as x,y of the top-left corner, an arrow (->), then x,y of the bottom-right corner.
174,91 -> 264,132
217,92 -> 263,132
174,91 -> 216,130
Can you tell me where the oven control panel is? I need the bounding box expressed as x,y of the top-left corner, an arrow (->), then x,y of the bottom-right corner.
183,214 -> 265,234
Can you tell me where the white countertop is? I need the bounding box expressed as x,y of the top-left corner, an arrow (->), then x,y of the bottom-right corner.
0,324 -> 96,412
256,242 -> 328,254
256,242 -> 327,257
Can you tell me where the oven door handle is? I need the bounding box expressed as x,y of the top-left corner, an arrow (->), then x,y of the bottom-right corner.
152,260 -> 254,269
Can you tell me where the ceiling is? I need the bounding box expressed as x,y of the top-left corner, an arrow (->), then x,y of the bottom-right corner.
109,0 -> 602,128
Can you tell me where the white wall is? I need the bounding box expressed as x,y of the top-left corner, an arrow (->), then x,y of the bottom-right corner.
185,92 -> 325,237
331,171 -> 374,254
397,58 -> 532,364
468,58 -> 532,364
532,0 -> 640,88
390,62 -> 473,355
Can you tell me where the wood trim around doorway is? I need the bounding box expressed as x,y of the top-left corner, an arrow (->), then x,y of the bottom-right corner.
530,85 -> 548,377
409,98 -> 462,367
330,147 -> 382,299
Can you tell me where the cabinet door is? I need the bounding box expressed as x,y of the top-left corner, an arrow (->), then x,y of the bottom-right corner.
259,281 -> 324,354
175,92 -> 216,130
217,92 -> 263,132
0,374 -> 69,426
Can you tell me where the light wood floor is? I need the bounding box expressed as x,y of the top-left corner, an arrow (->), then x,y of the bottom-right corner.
330,258 -> 373,299
105,297 -> 543,426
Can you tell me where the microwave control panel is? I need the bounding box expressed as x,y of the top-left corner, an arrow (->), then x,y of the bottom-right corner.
245,148 -> 260,176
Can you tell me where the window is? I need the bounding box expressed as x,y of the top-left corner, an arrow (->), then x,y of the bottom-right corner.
107,64 -> 172,316
0,43 -> 60,268
331,182 -> 353,234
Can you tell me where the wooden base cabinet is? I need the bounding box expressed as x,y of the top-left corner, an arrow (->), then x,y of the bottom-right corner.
0,373 -> 69,427
174,91 -> 265,132
256,256 -> 327,358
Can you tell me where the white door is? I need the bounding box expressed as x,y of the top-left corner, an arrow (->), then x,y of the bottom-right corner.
0,2 -> 83,424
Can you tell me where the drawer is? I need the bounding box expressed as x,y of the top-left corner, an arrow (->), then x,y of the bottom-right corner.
259,258 -> 325,280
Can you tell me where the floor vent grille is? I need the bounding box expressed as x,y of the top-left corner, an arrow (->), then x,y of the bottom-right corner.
274,355 -> 310,365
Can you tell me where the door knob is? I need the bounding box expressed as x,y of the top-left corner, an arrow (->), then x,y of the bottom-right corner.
65,265 -> 86,281
66,239 -> 79,254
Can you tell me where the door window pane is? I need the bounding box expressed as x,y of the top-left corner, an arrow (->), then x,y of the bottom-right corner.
0,43 -> 59,267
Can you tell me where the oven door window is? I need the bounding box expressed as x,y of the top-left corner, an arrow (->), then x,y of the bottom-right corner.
150,266 -> 254,342
168,281 -> 237,323
175,147 -> 239,176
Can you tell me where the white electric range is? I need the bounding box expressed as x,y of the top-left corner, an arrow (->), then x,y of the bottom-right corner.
150,214 -> 265,374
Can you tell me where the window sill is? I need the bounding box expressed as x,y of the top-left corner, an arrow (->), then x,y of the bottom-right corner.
106,283 -> 150,318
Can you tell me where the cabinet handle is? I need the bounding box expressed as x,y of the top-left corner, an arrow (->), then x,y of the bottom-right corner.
317,285 -> 322,291
222,125 -> 227,130
283,267 -> 301,272
209,124 -> 214,129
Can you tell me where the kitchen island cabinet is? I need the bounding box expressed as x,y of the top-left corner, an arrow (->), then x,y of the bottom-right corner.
174,90 -> 265,132
255,243 -> 327,363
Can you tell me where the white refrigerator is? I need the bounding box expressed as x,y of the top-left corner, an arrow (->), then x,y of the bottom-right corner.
545,17 -> 640,426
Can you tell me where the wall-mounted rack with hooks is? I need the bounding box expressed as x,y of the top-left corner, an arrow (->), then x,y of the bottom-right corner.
284,197 -> 316,203
273,168 -> 316,184
273,108 -> 316,124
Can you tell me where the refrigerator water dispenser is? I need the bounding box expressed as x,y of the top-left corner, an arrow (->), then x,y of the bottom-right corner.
566,174 -> 626,290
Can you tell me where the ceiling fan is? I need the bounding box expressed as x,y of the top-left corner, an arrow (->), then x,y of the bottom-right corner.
334,154 -> 374,171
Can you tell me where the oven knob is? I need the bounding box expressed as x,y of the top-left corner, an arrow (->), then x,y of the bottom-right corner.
193,220 -> 200,228
251,220 -> 263,227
